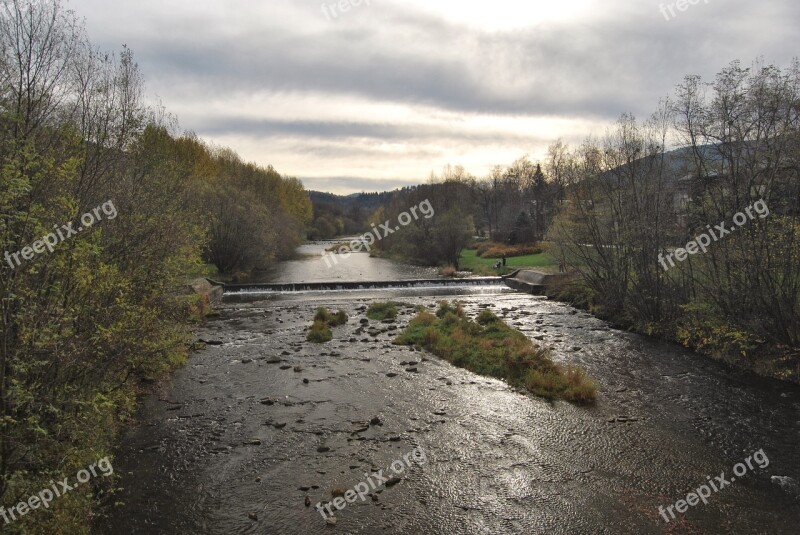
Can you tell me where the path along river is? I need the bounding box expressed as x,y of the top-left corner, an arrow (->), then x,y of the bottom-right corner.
98,242 -> 800,534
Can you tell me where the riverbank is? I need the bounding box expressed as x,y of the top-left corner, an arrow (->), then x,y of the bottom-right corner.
539,272 -> 800,385
459,248 -> 558,276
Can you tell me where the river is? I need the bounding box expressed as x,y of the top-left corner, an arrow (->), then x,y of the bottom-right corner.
98,241 -> 800,534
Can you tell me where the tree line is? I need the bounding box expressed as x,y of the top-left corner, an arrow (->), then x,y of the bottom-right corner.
0,0 -> 309,531
307,59 -> 798,381
549,60 -> 799,376
372,59 -> 799,380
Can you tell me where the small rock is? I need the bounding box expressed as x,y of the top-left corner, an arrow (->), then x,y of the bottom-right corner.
266,357 -> 282,364
771,475 -> 800,495
305,496 -> 311,507
385,477 -> 402,487
248,512 -> 258,521
242,358 -> 253,364
317,446 -> 331,453
280,365 -> 292,370
326,517 -> 337,526
294,366 -> 303,372
370,416 -> 382,426
406,367 -> 418,373
386,372 -> 398,378
303,378 -> 310,384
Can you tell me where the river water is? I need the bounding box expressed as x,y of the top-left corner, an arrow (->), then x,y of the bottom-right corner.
98,242 -> 800,534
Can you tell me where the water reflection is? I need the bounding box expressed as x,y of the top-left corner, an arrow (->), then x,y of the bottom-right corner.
249,240 -> 439,284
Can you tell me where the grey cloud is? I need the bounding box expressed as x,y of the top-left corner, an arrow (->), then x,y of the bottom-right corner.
79,0 -> 798,120
69,0 -> 799,193
193,117 -> 552,146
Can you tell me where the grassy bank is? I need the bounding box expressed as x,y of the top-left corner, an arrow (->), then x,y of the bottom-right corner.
459,249 -> 558,276
394,301 -> 596,404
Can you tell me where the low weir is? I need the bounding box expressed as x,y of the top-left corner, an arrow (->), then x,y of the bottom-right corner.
220,276 -> 505,294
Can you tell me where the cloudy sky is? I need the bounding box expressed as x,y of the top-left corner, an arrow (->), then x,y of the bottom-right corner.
70,0 -> 797,194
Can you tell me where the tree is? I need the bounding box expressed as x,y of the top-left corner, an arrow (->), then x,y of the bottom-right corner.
433,208 -> 474,269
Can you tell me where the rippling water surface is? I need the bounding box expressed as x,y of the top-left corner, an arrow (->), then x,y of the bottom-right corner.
98,244 -> 800,534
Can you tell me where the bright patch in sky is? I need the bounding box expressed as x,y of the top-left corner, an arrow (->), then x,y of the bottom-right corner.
401,0 -> 599,30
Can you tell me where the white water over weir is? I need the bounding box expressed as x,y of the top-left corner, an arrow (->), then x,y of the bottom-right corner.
220,277 -> 506,294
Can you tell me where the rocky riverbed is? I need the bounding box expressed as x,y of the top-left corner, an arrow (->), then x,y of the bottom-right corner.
99,292 -> 800,534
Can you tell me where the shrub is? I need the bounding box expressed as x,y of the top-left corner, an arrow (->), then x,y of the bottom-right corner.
307,307 -> 347,342
439,265 -> 458,277
675,302 -> 757,359
367,302 -> 398,321
476,242 -> 544,258
331,309 -> 348,326
307,320 -> 332,343
314,307 -> 330,322
477,308 -> 499,325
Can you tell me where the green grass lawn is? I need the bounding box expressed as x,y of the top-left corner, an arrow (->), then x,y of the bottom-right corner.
459,249 -> 558,275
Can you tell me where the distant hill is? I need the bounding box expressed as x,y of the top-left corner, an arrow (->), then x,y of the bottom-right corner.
307,189 -> 412,239
308,190 -> 400,211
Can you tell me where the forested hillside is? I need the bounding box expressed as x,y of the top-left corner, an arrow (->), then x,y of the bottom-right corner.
0,1 -> 309,531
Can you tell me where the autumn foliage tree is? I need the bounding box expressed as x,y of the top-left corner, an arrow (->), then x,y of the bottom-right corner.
0,1 -> 310,532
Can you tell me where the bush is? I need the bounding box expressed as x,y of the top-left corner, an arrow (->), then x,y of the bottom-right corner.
439,265 -> 458,277
307,320 -> 332,343
675,302 -> 757,359
331,309 -> 348,326
367,302 -> 398,321
314,307 -> 330,322
476,242 -> 544,258
307,308 -> 347,343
